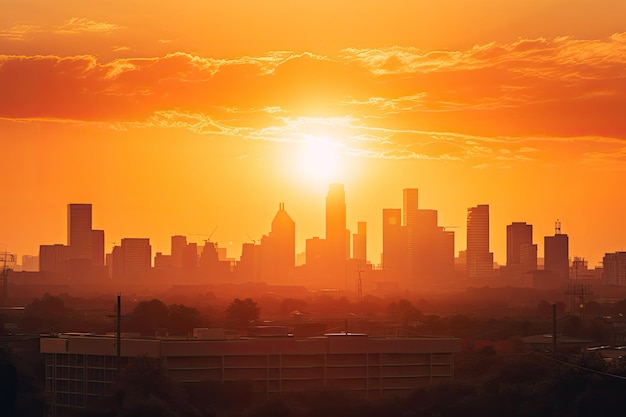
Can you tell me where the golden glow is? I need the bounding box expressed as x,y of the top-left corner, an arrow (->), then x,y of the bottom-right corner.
296,135 -> 344,184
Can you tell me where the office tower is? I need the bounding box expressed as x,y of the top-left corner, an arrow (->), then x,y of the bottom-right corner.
506,222 -> 533,267
237,243 -> 262,282
39,244 -> 68,278
271,203 -> 296,272
519,243 -> 538,273
325,184 -> 347,278
382,208 -> 407,280
91,230 -> 104,266
403,189 -> 419,279
603,252 -> 626,286
113,238 -> 151,281
305,237 -> 326,268
171,235 -> 187,268
545,231 -> 569,280
260,203 -> 296,284
182,242 -> 198,270
352,222 -> 367,261
466,205 -> 494,279
67,204 -> 93,260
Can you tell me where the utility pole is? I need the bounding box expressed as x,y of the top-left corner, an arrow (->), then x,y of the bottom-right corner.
552,303 -> 557,357
117,293 -> 121,376
1,252 -> 16,301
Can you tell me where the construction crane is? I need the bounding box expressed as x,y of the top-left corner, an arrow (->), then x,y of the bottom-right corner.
1,251 -> 16,300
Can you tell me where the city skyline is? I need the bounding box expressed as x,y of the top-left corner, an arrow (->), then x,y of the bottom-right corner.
3,1 -> 626,267
20,185 -> 618,270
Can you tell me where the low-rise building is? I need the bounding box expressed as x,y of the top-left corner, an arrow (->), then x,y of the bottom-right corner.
41,331 -> 460,416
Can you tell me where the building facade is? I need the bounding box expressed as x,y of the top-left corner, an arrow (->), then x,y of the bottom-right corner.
466,205 -> 494,279
41,332 -> 460,416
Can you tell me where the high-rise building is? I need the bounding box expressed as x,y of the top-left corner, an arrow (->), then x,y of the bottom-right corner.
171,235 -> 187,268
603,252 -> 626,286
545,232 -> 569,280
382,208 -> 407,281
91,229 -> 105,267
39,244 -> 68,278
507,222 -> 533,267
260,203 -> 295,284
403,189 -> 419,279
352,222 -> 367,261
67,204 -> 92,260
111,238 -> 151,281
466,205 -> 494,279
325,184 -> 347,280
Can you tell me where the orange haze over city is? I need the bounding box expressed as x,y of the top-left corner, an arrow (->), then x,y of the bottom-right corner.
2,0 -> 626,269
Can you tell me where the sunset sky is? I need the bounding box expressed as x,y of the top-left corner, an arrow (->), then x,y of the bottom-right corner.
2,0 -> 626,266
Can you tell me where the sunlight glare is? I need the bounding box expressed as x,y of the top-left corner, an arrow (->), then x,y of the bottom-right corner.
297,135 -> 342,183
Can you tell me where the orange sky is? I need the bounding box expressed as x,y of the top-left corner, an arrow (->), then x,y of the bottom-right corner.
2,1 -> 626,266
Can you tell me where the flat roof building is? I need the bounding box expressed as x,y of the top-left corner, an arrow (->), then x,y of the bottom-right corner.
41,332 -> 460,416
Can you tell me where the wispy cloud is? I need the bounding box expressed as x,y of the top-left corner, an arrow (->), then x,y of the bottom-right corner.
0,18 -> 123,40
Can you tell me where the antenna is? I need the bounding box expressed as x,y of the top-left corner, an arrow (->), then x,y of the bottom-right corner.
555,219 -> 561,235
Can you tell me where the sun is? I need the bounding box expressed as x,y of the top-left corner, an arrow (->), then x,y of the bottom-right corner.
297,135 -> 343,183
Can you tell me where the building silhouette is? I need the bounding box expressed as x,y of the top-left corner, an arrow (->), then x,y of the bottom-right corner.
382,208 -> 407,284
260,203 -> 295,284
403,188 -> 419,281
325,183 -> 348,284
39,244 -> 68,278
466,204 -> 494,280
602,252 -> 626,285
352,221 -> 367,261
67,204 -> 92,260
545,230 -> 569,281
111,238 -> 151,281
505,222 -> 536,281
506,222 -> 533,267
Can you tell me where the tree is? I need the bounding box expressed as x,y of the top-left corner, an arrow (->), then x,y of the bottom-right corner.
125,299 -> 169,335
167,304 -> 202,335
21,293 -> 72,333
225,298 -> 260,328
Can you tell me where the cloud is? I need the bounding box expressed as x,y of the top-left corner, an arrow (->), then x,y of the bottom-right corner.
0,18 -> 123,41
1,33 -> 626,168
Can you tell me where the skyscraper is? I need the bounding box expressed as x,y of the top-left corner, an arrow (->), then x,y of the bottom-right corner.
506,222 -> 533,267
603,252 -> 626,286
325,183 -> 347,279
67,204 -> 92,260
382,208 -> 407,281
545,232 -> 569,280
260,203 -> 296,284
403,189 -> 419,280
352,221 -> 367,261
466,204 -> 494,279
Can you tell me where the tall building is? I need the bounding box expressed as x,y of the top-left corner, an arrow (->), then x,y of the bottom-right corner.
260,203 -> 295,284
39,244 -> 69,278
111,238 -> 151,281
545,232 -> 569,280
506,222 -> 533,267
171,235 -> 187,268
603,252 -> 626,286
352,222 -> 367,261
466,205 -> 494,279
325,184 -> 347,280
382,208 -> 407,282
67,204 -> 92,260
403,189 -> 419,280
91,230 -> 105,267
